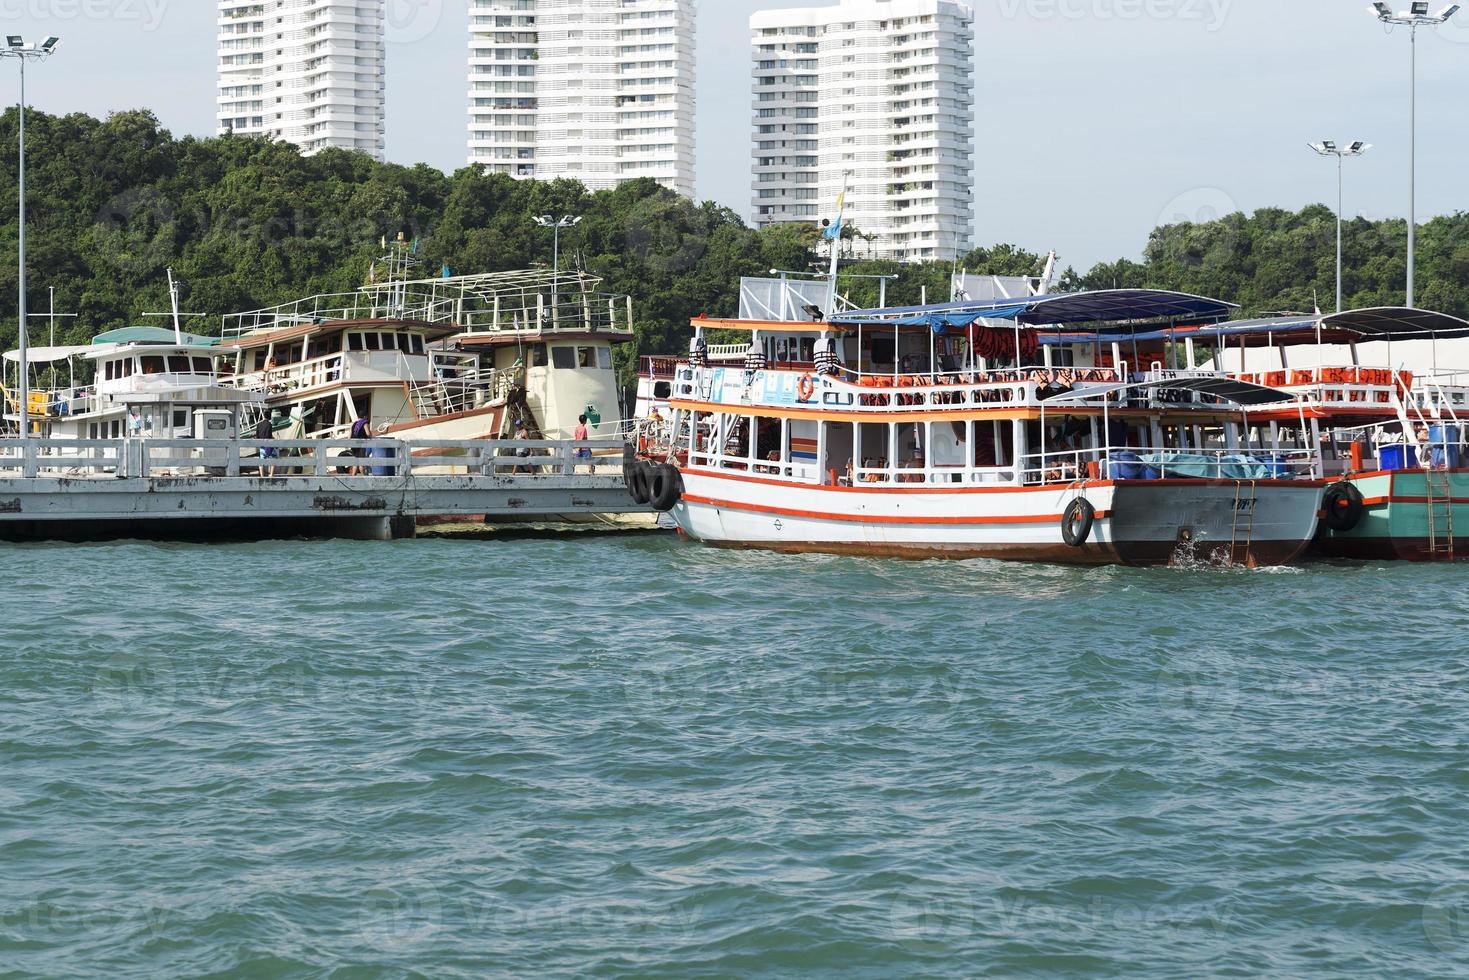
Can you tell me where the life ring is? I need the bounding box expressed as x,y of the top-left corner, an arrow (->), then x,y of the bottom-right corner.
1322,481 -> 1365,533
629,460 -> 654,505
1062,498 -> 1096,548
648,463 -> 683,512
796,374 -> 816,403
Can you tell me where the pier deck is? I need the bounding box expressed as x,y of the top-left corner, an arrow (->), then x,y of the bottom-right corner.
0,438 -> 645,541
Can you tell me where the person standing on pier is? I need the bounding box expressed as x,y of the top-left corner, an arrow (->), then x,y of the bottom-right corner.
255,413 -> 278,477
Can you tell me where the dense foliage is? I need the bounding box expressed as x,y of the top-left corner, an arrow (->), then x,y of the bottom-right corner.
1,109 -> 1465,379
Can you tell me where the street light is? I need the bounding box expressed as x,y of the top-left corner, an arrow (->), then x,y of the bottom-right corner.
0,35 -> 58,438
1368,3 -> 1460,308
533,214 -> 582,325
532,214 -> 582,277
1309,139 -> 1372,313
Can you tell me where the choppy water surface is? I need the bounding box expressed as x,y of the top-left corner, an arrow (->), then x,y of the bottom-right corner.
2,533 -> 1469,977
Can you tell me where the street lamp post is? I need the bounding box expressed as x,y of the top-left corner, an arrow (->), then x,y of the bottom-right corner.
1369,3 -> 1460,309
1308,140 -> 1372,313
0,35 -> 58,439
533,215 -> 582,328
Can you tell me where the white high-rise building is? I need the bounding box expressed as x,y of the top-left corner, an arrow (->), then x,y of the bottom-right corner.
468,0 -> 696,198
217,0 -> 386,160
751,0 -> 975,263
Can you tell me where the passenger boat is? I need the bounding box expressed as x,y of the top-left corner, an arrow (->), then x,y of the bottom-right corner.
628,290 -> 1326,566
2,325 -> 261,443
1116,306 -> 1469,560
216,256 -> 633,447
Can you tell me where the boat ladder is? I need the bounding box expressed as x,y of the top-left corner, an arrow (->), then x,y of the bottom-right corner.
1426,466 -> 1455,560
1230,480 -> 1258,567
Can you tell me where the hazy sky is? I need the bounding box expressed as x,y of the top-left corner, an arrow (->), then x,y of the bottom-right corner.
2,0 -> 1465,270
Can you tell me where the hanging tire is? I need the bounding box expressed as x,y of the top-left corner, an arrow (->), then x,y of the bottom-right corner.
1322,481 -> 1365,533
1062,498 -> 1096,548
649,464 -> 683,513
629,460 -> 653,505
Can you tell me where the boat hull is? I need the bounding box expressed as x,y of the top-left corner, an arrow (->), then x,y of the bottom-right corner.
1312,468 -> 1469,561
670,469 -> 1322,567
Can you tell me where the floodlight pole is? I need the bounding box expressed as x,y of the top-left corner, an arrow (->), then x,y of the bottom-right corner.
1371,6 -> 1461,308
1,38 -> 57,438
1310,141 -> 1370,312
1337,152 -> 1345,313
1409,21 -> 1417,309
15,52 -> 25,436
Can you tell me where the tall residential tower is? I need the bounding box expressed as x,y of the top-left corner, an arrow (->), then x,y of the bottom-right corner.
468,0 -> 696,197
217,0 -> 386,159
751,0 -> 975,262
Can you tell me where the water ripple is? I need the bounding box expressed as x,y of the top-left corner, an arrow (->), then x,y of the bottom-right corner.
1,537 -> 1468,976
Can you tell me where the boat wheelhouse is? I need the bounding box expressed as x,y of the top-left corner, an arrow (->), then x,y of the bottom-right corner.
631,290 -> 1326,567
3,326 -> 261,441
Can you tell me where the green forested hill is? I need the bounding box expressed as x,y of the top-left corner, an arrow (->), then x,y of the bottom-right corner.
0,109 -> 1464,369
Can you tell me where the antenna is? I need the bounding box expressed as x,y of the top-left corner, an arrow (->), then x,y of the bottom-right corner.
166,267 -> 183,343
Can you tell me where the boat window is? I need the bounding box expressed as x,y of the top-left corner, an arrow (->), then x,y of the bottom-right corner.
173,409 -> 189,429
532,344 -> 548,367
193,357 -> 212,373
410,334 -> 425,355
551,346 -> 576,370
364,333 -> 381,351
347,333 -> 365,352
104,361 -> 114,381
653,380 -> 672,399
578,347 -> 595,369
168,356 -> 190,373
121,359 -> 132,377
396,332 -> 412,353
596,347 -> 613,370
140,356 -> 165,375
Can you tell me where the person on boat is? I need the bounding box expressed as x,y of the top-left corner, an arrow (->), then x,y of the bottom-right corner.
1416,427 -> 1436,469
689,331 -> 708,369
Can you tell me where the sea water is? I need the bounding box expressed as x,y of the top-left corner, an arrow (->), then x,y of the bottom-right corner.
2,533 -> 1467,977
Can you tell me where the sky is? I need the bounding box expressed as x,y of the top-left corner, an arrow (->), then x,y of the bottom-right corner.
2,0 -> 1466,271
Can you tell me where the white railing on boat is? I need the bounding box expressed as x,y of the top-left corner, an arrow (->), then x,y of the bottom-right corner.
0,438 -> 628,481
220,272 -> 634,340
1018,446 -> 1321,485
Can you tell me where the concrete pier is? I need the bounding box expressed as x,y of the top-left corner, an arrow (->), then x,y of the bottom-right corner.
0,437 -> 646,542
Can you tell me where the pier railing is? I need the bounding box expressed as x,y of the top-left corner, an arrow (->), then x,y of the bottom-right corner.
0,438 -> 629,481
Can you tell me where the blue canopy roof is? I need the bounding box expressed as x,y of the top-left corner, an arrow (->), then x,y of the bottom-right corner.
829,289 -> 1237,332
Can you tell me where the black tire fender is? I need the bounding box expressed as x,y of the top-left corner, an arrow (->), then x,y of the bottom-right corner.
1322,481 -> 1365,533
649,464 -> 683,513
629,460 -> 654,505
1062,498 -> 1096,548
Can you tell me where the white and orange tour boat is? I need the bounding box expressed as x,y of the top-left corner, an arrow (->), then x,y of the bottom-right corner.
628,290 -> 1327,566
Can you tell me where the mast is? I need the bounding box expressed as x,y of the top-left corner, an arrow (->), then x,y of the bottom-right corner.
167,267 -> 183,344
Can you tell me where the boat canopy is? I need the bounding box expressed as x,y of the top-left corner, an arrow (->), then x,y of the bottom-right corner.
1098,307 -> 1469,349
2,344 -> 94,364
92,326 -> 222,347
1045,376 -> 1298,408
829,289 -> 1238,331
